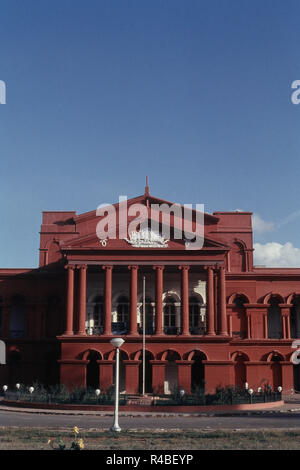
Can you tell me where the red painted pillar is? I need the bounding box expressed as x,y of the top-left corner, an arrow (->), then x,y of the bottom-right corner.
263,313 -> 268,339
153,266 -> 164,335
280,361 -> 294,392
176,360 -> 193,394
179,266 -> 190,336
124,360 -> 141,393
286,314 -> 291,339
64,265 -> 75,335
78,265 -> 87,335
218,266 -> 228,336
282,316 -> 286,339
203,361 -> 233,393
246,312 -> 251,339
59,359 -> 89,389
128,265 -> 138,335
206,266 -> 215,335
102,265 -> 113,335
98,360 -> 114,391
150,360 -> 166,394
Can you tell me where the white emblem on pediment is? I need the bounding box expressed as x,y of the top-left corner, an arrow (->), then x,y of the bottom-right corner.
125,229 -> 169,248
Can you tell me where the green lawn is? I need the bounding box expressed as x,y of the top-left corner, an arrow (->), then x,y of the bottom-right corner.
1,427 -> 300,450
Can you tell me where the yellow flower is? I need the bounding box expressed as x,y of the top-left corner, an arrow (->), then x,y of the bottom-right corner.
78,438 -> 84,449
73,426 -> 79,434
47,439 -> 51,445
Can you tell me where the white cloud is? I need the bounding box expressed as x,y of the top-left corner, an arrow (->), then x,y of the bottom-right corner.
252,213 -> 274,235
254,241 -> 300,267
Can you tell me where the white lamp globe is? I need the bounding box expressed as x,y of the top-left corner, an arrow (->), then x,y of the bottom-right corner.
95,389 -> 101,396
244,382 -> 249,390
16,383 -> 20,390
257,387 -> 262,393
29,386 -> 34,394
179,389 -> 185,397
110,338 -> 125,349
248,388 -> 254,395
278,386 -> 282,393
2,385 -> 7,392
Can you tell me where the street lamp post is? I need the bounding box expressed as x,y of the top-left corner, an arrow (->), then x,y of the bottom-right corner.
110,337 -> 125,432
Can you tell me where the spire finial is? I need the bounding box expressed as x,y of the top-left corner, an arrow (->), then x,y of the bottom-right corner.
145,176 -> 150,197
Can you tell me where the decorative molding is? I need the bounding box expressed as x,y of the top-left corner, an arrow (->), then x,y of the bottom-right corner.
125,229 -> 169,248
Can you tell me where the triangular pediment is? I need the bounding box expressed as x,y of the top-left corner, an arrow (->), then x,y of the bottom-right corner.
59,193 -> 229,252
59,226 -> 229,252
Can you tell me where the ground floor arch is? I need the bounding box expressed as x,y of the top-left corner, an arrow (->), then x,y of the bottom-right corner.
86,350 -> 101,388
190,351 -> 206,391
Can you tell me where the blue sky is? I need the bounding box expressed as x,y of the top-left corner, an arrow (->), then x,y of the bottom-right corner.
0,0 -> 300,267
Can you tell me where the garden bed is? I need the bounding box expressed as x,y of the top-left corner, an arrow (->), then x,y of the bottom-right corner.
1,384 -> 283,412
1,398 -> 284,412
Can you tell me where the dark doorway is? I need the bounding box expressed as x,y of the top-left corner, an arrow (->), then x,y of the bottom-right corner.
86,350 -> 101,388
8,350 -> 22,386
191,351 -> 205,391
271,355 -> 282,390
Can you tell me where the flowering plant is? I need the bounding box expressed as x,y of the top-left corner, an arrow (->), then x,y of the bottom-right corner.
48,426 -> 84,450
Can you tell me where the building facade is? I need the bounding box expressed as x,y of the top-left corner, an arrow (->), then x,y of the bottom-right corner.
1,189 -> 300,394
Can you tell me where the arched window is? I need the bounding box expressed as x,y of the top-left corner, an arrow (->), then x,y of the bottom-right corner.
112,296 -> 129,334
232,295 -> 248,338
267,297 -> 283,339
189,295 -> 205,335
163,297 -> 177,335
9,295 -> 26,338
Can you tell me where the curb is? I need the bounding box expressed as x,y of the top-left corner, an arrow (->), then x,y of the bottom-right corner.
0,403 -> 296,417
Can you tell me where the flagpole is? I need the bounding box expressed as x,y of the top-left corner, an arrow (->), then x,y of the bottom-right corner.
142,275 -> 146,396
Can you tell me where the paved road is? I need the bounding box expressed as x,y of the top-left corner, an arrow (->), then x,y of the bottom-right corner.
2,409 -> 300,430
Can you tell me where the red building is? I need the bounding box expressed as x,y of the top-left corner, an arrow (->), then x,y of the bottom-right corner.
1,187 -> 300,395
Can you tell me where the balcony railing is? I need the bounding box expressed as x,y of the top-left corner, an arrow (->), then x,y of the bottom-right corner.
85,325 -> 208,336
138,326 -> 155,335
111,322 -> 129,335
164,326 -> 181,335
189,326 -> 206,335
